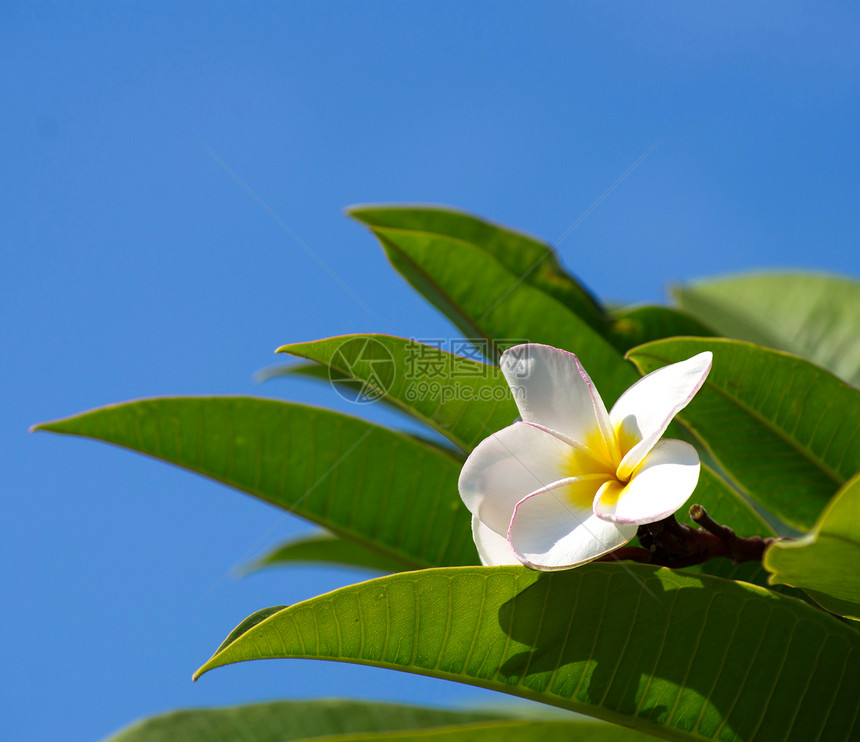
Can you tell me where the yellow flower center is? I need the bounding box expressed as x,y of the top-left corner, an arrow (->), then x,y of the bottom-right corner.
560,422 -> 642,510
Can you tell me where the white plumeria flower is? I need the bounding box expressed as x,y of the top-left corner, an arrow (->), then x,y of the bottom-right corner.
459,344 -> 712,570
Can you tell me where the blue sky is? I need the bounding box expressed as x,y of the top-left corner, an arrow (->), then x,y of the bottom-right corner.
4,3 -> 859,740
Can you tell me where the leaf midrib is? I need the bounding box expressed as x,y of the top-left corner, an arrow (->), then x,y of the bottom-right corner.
704,373 -> 843,485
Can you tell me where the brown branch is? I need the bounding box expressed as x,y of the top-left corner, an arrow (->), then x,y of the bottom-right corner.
602,505 -> 779,569
689,504 -> 776,562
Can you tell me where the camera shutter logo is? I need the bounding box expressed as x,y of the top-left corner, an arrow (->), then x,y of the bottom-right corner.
329,337 -> 396,404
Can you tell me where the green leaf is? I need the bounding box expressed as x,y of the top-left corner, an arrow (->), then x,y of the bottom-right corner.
212,605 -> 288,655
806,591 -> 860,622
195,565 -> 860,742
628,338 -> 860,531
103,699 -> 539,742
348,205 -> 607,331
672,272 -> 860,387
277,334 -> 517,452
32,398 -> 475,569
350,223 -> 639,407
765,473 -> 860,620
244,531 -> 410,575
608,305 -> 715,352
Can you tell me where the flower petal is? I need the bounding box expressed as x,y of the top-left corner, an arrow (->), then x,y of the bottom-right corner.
507,481 -> 637,570
611,351 -> 712,479
472,515 -> 520,566
458,421 -> 573,536
593,438 -> 701,525
500,344 -> 614,450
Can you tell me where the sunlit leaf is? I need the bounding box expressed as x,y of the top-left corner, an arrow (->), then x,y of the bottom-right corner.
765,473 -> 860,620
195,565 -> 860,742
33,398 -> 476,569
277,334 -> 517,452
350,223 -> 639,407
348,205 -> 608,331
628,338 -> 860,531
672,272 -> 860,387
